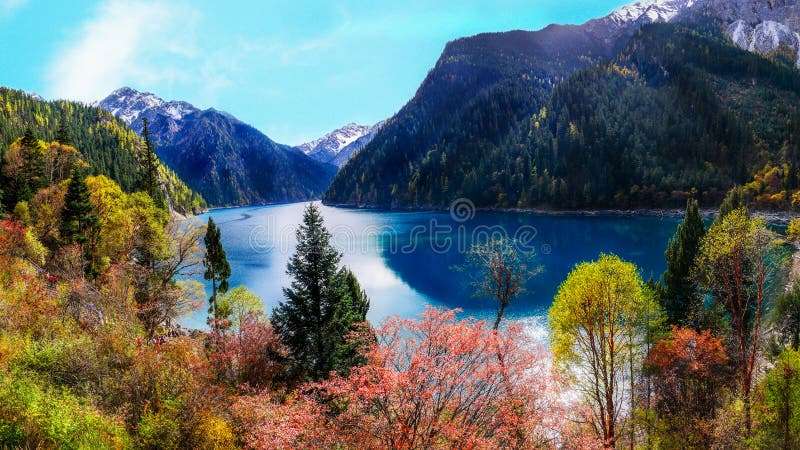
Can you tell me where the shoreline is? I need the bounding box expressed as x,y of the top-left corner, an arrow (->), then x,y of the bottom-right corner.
323,202 -> 800,224
193,200 -> 800,225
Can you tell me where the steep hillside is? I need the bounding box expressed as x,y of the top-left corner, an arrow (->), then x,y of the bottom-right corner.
98,88 -> 337,207
325,25 -> 612,206
0,88 -> 203,214
325,0 -> 800,210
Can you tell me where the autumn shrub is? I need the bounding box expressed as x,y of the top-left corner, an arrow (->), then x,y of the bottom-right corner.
0,368 -> 130,449
190,411 -> 238,450
752,349 -> 800,449
136,409 -> 182,450
646,326 -> 731,448
236,307 -> 571,450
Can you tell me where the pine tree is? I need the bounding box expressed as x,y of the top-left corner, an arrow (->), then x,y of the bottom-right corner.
662,199 -> 706,326
61,166 -> 96,245
60,166 -> 99,276
55,111 -> 72,146
716,186 -> 744,225
329,267 -> 371,375
203,217 -> 231,326
272,203 -> 370,380
138,118 -> 164,208
20,128 -> 44,190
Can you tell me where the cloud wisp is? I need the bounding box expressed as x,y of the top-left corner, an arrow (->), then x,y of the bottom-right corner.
46,0 -> 198,102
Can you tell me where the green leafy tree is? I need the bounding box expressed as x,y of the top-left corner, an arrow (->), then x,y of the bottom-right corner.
549,254 -> 662,447
217,286 -> 264,330
662,199 -> 706,326
694,207 -> 776,435
774,285 -> 800,351
272,203 -> 370,380
203,217 -> 231,326
329,267 -> 371,375
754,349 -> 800,450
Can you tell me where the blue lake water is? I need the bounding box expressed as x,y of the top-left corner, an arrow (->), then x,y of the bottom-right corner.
182,202 -> 680,337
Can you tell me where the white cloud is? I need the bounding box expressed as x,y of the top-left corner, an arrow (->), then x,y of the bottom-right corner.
0,0 -> 28,16
46,0 -> 197,102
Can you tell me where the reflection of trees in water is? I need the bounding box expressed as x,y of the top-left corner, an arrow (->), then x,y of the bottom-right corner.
377,215 -> 679,317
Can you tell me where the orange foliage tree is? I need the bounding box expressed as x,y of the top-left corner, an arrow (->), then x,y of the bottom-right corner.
647,326 -> 730,447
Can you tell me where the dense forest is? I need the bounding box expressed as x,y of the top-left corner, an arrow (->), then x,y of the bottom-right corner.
0,88 -> 204,215
324,22 -> 800,211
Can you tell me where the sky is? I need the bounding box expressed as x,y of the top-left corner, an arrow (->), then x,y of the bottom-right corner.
0,0 -> 629,145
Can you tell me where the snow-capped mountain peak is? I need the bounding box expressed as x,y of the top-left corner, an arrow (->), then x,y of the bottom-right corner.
96,87 -> 199,126
299,123 -> 375,156
298,121 -> 385,168
607,0 -> 688,26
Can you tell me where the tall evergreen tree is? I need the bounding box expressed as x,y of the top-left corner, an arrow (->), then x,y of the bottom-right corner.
55,111 -> 72,146
138,118 -> 164,208
329,267 -> 371,375
716,186 -> 744,225
203,217 -> 231,326
61,166 -> 99,276
662,199 -> 706,326
272,203 -> 370,380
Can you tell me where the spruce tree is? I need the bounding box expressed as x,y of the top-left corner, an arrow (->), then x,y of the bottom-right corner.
662,199 -> 706,326
138,118 -> 164,208
20,128 -> 44,191
329,267 -> 371,375
61,166 -> 96,245
203,217 -> 231,326
272,203 -> 370,380
61,166 -> 99,276
55,111 -> 72,146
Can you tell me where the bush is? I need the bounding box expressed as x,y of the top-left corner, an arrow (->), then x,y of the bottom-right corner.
0,369 -> 130,449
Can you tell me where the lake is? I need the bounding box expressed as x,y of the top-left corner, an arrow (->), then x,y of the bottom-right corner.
182,202 -> 681,338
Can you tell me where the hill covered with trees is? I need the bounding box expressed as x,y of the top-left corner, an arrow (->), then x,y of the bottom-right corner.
324,21 -> 800,210
0,88 -> 204,215
97,87 -> 338,207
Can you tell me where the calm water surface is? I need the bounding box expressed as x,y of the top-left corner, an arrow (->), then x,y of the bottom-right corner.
182,202 -> 680,337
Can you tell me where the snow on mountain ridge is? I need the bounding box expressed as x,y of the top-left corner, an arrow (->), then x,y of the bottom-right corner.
299,123 -> 377,156
299,121 -> 385,168
97,87 -> 199,125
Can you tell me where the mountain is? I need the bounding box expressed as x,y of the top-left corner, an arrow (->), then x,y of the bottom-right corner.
97,88 -> 337,207
323,0 -> 800,210
298,122 -> 383,168
0,87 -> 203,215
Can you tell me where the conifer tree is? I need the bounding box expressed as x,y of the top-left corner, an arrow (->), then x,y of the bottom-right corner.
272,203 -> 370,380
61,166 -> 99,276
138,118 -> 164,208
55,111 -> 72,146
204,217 -> 231,325
662,199 -> 706,326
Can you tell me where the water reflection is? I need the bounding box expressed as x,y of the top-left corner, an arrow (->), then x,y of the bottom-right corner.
181,202 -> 679,334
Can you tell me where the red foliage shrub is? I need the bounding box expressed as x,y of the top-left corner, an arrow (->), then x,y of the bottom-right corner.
236,307 -> 583,449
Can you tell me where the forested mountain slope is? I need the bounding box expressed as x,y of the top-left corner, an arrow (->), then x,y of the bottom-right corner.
324,25 -> 613,207
98,88 -> 338,207
325,21 -> 800,209
0,88 -> 203,214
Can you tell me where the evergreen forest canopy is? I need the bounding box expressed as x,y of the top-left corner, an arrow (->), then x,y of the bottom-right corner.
0,87 -> 204,215
325,21 -> 800,211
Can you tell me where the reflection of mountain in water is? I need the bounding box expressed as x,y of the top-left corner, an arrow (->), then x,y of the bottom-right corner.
378,213 -> 679,318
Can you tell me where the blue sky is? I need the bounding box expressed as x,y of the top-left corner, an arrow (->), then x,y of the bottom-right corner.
1,0 -> 628,144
